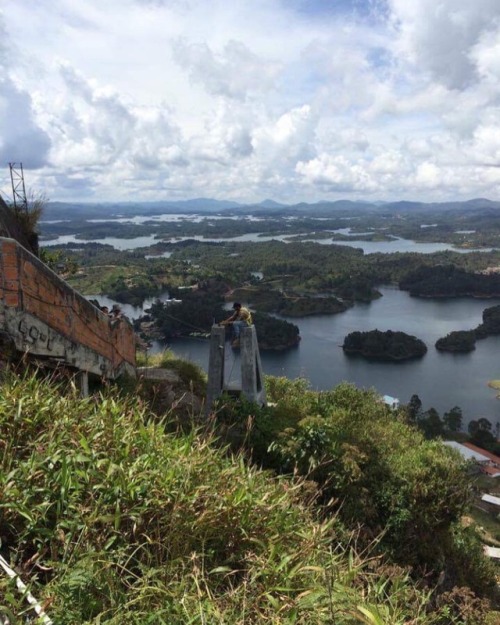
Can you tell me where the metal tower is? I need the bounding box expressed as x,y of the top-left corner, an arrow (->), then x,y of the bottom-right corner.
9,162 -> 28,213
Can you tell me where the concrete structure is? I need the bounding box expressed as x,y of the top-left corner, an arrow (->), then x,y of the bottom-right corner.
444,441 -> 500,476
206,324 -> 266,413
463,442 -> 500,468
480,465 -> 500,478
382,395 -> 400,410
481,494 -> 500,507
444,441 -> 491,464
484,545 -> 500,559
0,237 -> 136,385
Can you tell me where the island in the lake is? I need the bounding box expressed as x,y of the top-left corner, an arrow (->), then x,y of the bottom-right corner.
342,329 -> 427,361
435,304 -> 500,352
435,330 -> 476,352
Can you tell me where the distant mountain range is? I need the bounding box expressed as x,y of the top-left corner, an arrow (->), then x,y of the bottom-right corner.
43,197 -> 500,220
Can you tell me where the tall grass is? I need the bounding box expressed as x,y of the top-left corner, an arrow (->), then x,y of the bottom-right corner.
0,371 -> 470,623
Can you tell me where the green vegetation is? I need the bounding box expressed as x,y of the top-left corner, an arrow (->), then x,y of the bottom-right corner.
234,379 -> 497,611
64,250 -> 183,305
139,287 -> 300,350
488,380 -> 500,397
400,265 -> 500,298
3,370 -> 490,624
435,305 -> 500,353
137,348 -> 208,396
476,305 -> 500,338
342,329 -> 427,361
38,198 -> 500,251
229,285 -> 350,316
436,330 -> 477,352
44,206 -> 500,324
9,189 -> 48,251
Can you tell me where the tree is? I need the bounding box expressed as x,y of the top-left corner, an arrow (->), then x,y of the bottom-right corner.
468,420 -> 479,437
477,417 -> 492,432
443,406 -> 463,432
418,407 -> 444,439
469,418 -> 495,451
406,394 -> 422,423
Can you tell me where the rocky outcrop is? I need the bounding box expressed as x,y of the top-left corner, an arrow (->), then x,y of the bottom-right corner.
137,366 -> 204,419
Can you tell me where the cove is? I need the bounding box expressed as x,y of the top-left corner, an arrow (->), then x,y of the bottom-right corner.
136,287 -> 500,428
91,288 -> 500,427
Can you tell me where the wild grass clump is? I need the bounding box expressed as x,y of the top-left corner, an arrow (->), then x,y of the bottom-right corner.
0,370 -> 451,624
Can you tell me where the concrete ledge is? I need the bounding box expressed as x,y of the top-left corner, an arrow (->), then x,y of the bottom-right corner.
137,367 -> 181,383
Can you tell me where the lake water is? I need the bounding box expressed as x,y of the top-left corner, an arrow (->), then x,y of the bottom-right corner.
41,231 -> 491,254
92,288 -> 500,427
53,213 -> 500,426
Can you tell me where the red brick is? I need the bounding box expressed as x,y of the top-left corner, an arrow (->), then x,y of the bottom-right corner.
3,266 -> 18,281
3,280 -> 19,291
4,293 -> 19,307
22,262 -> 37,278
1,246 -> 18,266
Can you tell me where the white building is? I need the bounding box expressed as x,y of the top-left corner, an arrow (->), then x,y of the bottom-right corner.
382,395 -> 400,410
443,441 -> 490,464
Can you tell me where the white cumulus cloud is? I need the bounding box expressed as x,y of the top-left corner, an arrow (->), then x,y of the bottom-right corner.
1,0 -> 500,203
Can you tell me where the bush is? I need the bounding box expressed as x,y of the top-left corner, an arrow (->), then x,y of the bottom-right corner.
247,381 -> 489,591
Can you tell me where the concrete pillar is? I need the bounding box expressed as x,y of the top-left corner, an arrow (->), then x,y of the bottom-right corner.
76,370 -> 89,398
206,324 -> 267,414
206,325 -> 226,414
241,326 -> 267,406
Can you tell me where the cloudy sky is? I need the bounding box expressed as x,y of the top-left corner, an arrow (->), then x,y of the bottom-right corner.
1,0 -> 500,205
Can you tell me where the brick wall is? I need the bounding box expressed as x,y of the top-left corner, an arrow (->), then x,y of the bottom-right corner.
0,237 -> 136,373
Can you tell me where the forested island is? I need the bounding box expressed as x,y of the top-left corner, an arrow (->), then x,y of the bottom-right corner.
343,329 -> 427,361
135,285 -> 301,351
435,330 -> 476,352
435,304 -> 500,352
400,264 -> 500,298
41,196 -> 500,250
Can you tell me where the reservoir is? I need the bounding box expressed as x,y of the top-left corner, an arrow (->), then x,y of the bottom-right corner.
95,287 -> 500,428
41,232 -> 492,254
48,215 -> 500,427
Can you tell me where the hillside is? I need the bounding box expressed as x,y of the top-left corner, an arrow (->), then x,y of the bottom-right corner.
0,365 -> 498,623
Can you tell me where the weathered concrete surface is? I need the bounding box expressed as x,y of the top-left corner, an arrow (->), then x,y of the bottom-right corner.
206,325 -> 226,413
137,367 -> 181,383
240,325 -> 266,406
206,324 -> 267,413
0,237 -> 136,378
137,367 -> 204,419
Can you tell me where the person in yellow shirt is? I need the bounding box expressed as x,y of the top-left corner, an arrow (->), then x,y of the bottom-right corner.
220,302 -> 253,347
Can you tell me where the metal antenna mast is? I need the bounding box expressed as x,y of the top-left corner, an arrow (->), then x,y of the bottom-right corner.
9,162 -> 28,213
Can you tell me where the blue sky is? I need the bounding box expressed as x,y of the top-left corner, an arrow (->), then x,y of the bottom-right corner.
1,0 -> 500,205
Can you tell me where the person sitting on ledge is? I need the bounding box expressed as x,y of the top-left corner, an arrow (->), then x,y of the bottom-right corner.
220,302 -> 253,347
109,304 -> 124,328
